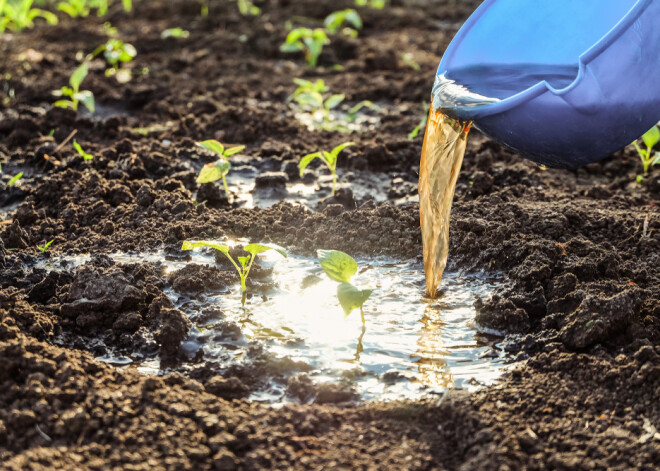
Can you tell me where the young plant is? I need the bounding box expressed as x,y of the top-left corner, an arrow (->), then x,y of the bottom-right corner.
161,27 -> 189,39
6,171 -> 23,187
280,28 -> 330,68
633,125 -> 660,175
317,250 -> 373,325
324,9 -> 362,37
196,140 -> 245,199
0,0 -> 58,33
355,0 -> 386,8
53,61 -> 95,114
299,142 -> 354,196
231,0 -> 259,16
409,105 -> 429,140
181,241 -> 286,304
73,140 -> 94,161
57,0 -> 90,17
37,239 -> 54,253
91,38 -> 136,81
288,78 -> 345,129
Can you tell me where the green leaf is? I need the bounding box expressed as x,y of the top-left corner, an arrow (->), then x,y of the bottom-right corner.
53,100 -> 74,109
39,239 -> 54,252
652,153 -> 660,166
75,90 -> 95,113
198,139 -> 224,156
161,27 -> 190,39
299,152 -> 322,176
7,172 -> 23,187
223,145 -> 245,157
642,126 -> 660,150
73,140 -> 94,160
181,240 -> 230,255
238,256 -> 250,269
69,61 -> 89,91
244,243 -> 287,258
330,142 -> 354,160
317,250 -> 357,283
197,159 -> 231,183
337,282 -> 372,317
324,94 -> 345,110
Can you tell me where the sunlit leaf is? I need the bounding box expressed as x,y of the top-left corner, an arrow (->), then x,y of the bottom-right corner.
224,145 -> 245,157
317,250 -> 357,283
197,159 -> 231,183
642,126 -> 660,150
244,243 -> 287,258
299,152 -> 322,176
181,240 -> 230,255
69,61 -> 89,91
337,282 -> 372,317
198,139 -> 224,156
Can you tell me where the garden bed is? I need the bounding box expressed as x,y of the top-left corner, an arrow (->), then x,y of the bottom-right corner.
1,0 -> 660,468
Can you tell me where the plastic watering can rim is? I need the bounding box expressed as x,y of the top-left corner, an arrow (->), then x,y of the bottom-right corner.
437,0 -> 652,118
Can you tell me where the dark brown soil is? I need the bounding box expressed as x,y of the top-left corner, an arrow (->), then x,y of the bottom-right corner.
1,0 -> 659,469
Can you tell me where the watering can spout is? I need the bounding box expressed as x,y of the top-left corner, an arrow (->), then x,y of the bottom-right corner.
434,0 -> 660,167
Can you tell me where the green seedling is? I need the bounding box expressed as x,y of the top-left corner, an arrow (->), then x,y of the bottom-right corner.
409,105 -> 429,140
324,9 -> 362,37
91,38 -> 136,82
37,239 -> 54,253
317,250 -> 373,325
231,0 -> 259,15
73,140 -> 94,161
401,52 -> 420,71
355,0 -> 386,8
280,28 -> 330,68
53,61 -> 95,113
347,100 -> 380,123
632,125 -> 660,175
299,142 -> 354,196
181,240 -> 286,304
196,140 -> 245,199
0,0 -> 58,32
7,171 -> 23,187
161,27 -> 189,39
289,78 -> 345,128
57,0 -> 90,17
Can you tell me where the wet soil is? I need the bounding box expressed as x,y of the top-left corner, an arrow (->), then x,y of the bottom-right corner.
1,0 -> 660,468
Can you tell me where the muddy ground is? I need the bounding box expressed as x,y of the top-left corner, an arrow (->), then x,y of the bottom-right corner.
1,0 -> 660,469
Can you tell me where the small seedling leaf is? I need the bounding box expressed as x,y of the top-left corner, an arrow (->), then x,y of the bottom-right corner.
642,126 -> 660,150
299,152 -> 322,176
324,94 -> 345,110
75,90 -> 95,113
238,256 -> 250,269
73,140 -> 94,161
197,159 -> 231,183
70,61 -> 89,91
317,250 -> 358,283
244,243 -> 287,258
181,240 -> 230,255
337,282 -> 372,317
161,27 -> 189,39
223,145 -> 245,157
330,142 -> 354,160
38,239 -> 54,252
7,172 -> 23,186
652,153 -> 660,167
198,139 -> 225,156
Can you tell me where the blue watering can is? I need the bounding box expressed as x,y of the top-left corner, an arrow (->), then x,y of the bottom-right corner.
434,0 -> 660,168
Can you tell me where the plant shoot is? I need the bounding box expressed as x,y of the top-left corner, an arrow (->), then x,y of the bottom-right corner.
38,239 -> 54,253
196,140 -> 245,199
280,28 -> 330,68
73,140 -> 94,161
324,9 -> 362,37
299,142 -> 354,196
53,61 -> 95,113
317,249 -> 373,325
0,0 -> 58,33
632,124 -> 660,175
181,240 -> 286,304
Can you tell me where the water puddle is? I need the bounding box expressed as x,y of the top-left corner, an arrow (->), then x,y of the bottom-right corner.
39,246 -> 510,402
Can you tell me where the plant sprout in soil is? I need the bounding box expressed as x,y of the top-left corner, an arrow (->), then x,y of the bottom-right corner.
91,38 -> 137,82
52,60 -> 95,113
0,0 -> 58,33
633,124 -> 660,176
318,249 -> 373,326
300,142 -> 354,196
37,239 -> 54,253
181,241 -> 287,305
73,140 -> 94,161
196,140 -> 245,200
